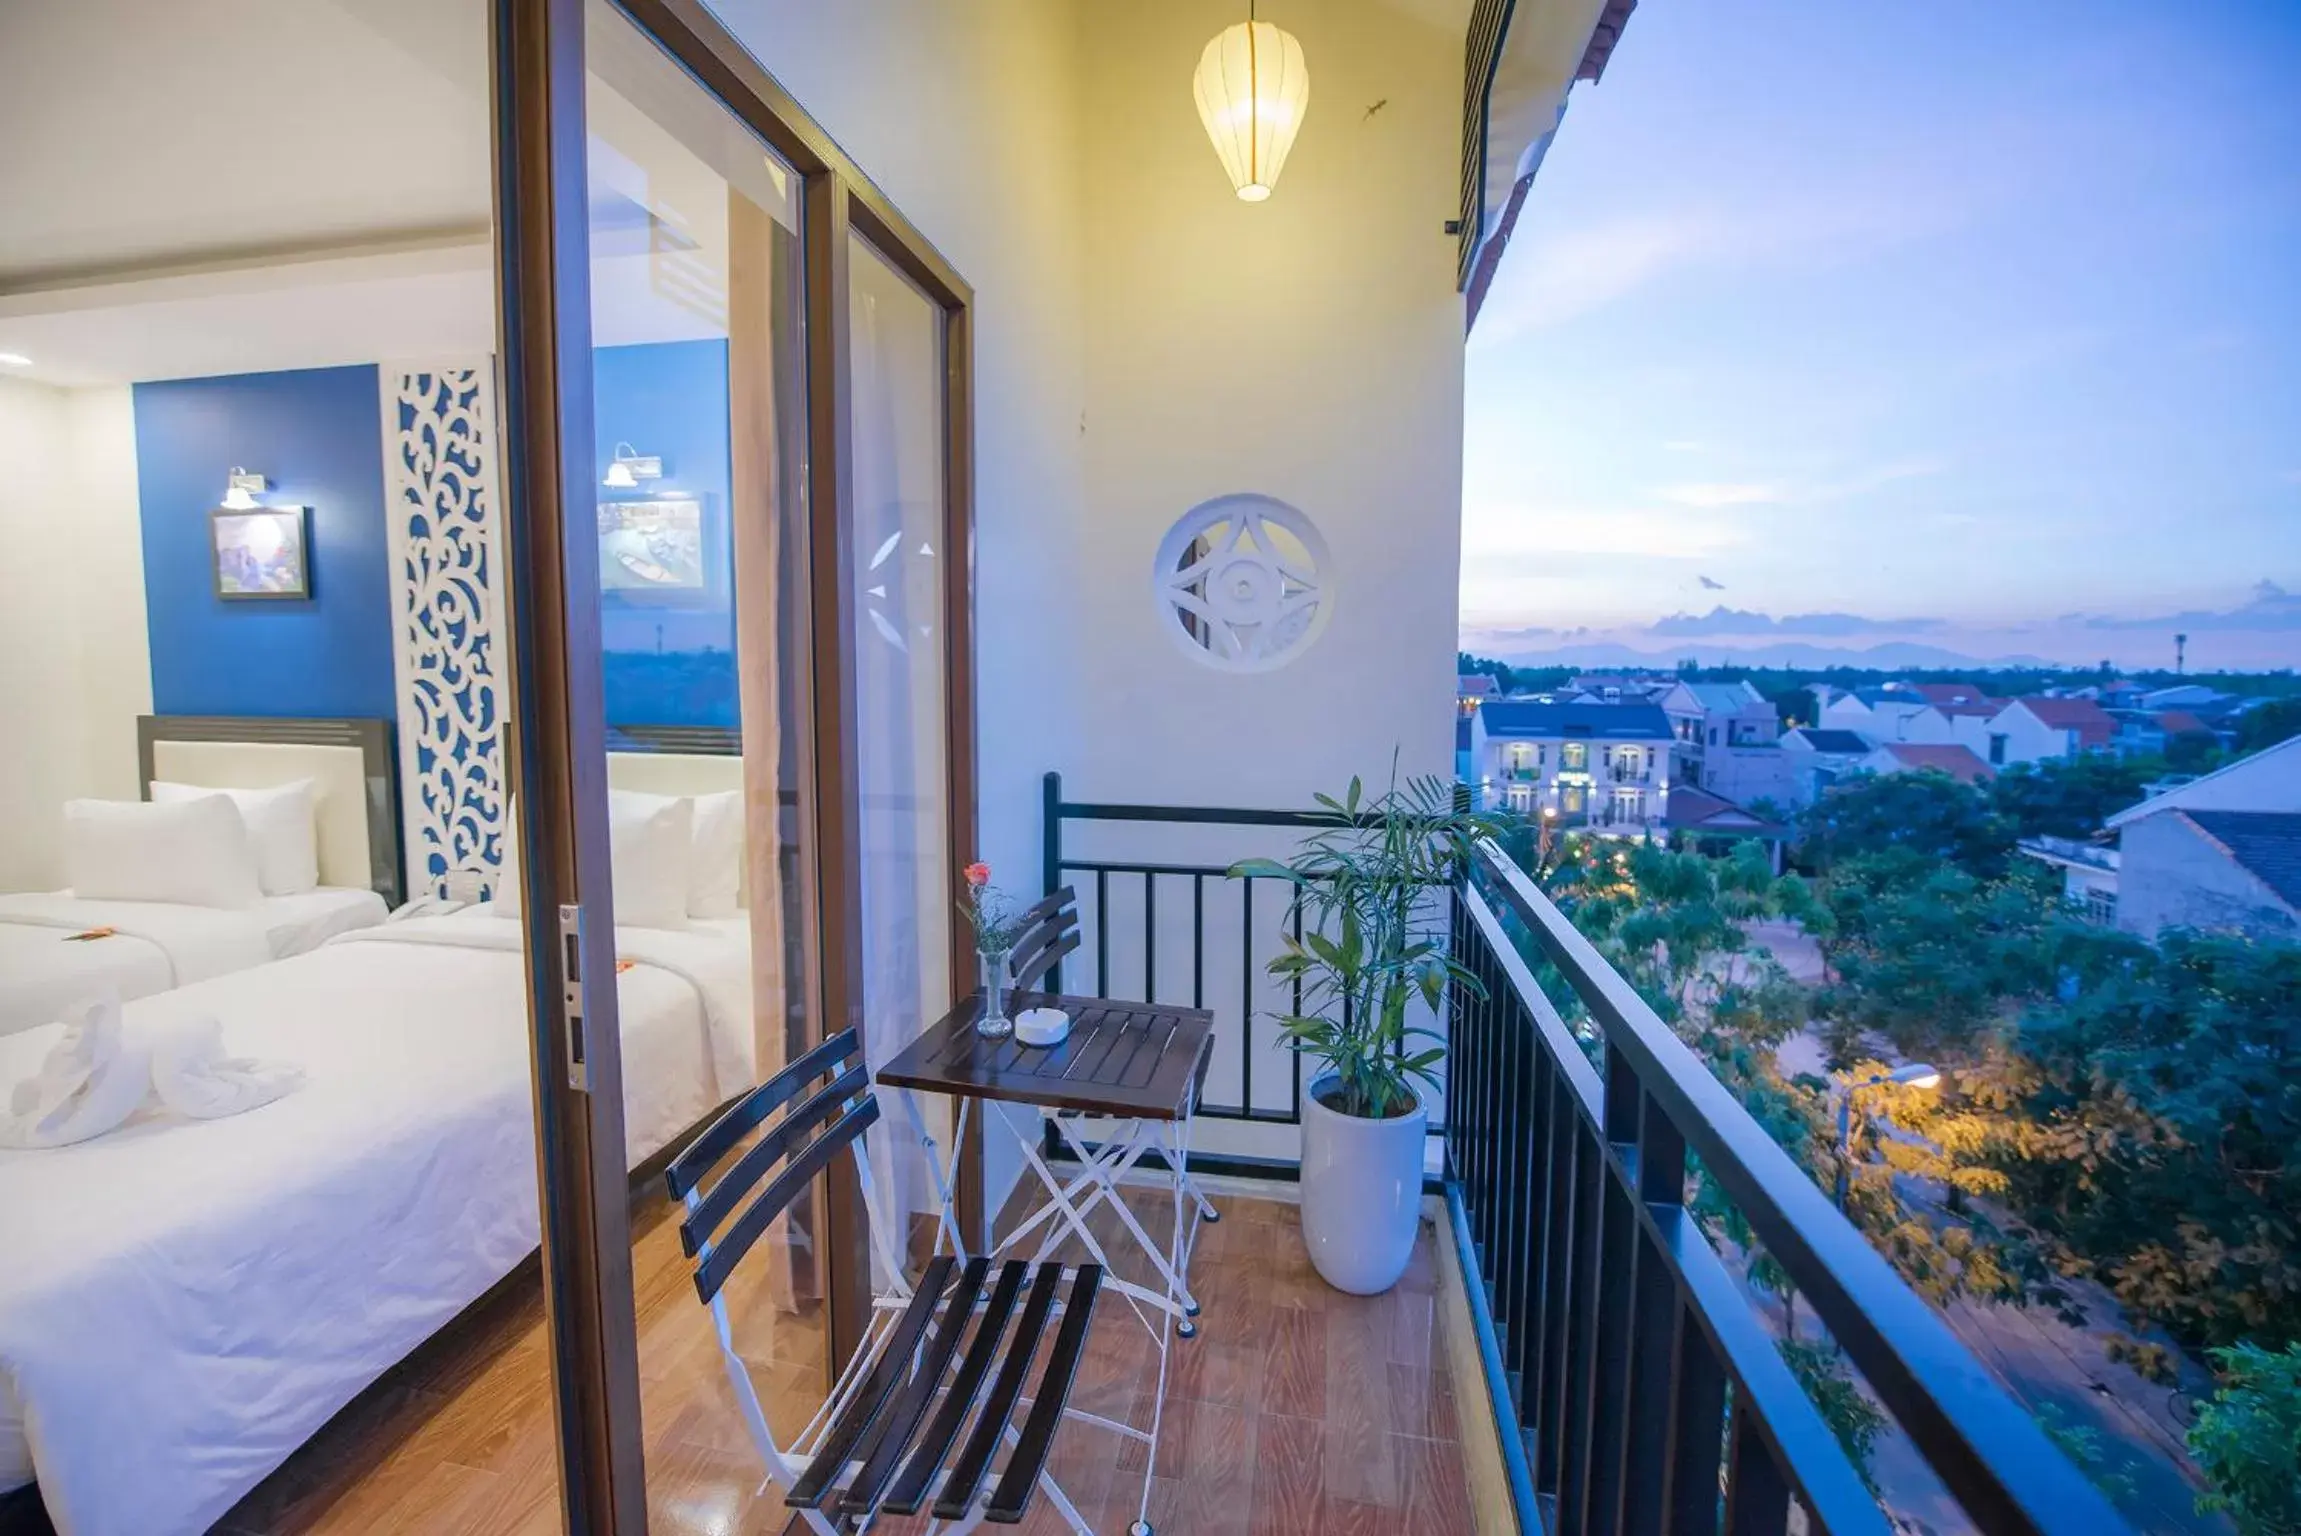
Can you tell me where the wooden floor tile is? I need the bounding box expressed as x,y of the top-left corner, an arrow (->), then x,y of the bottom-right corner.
204,1192 -> 1459,1536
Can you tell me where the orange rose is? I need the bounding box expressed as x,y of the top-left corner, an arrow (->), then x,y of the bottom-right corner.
963,862 -> 991,888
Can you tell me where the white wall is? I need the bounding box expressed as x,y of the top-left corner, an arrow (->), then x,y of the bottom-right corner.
700,0 -> 1092,1207
1074,0 -> 1465,809
0,379 -> 150,889
701,0 -> 1091,898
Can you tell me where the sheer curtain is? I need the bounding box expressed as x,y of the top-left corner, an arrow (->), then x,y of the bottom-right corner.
848,232 -> 951,1279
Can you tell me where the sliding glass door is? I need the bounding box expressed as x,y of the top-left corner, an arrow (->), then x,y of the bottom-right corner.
490,0 -> 977,1526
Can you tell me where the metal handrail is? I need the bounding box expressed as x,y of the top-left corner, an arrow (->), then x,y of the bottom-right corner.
1468,837 -> 2128,1534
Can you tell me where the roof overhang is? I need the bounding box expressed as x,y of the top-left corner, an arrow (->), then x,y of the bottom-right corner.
1461,0 -> 1636,327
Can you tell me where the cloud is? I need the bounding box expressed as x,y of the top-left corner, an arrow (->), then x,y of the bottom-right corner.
1649,606 -> 1946,638
1654,460 -> 1943,511
2075,580 -> 2301,633
1664,440 -> 1706,454
1699,575 -> 1726,590
1460,502 -> 1750,560
1659,482 -> 1784,508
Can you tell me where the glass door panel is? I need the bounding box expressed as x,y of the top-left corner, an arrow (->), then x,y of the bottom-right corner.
848,231 -> 955,1282
578,0 -> 821,1519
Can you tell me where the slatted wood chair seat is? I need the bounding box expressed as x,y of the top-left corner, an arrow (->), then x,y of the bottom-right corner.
662,1027 -> 1106,1532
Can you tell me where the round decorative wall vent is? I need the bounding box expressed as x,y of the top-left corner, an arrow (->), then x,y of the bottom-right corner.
1153,494 -> 1333,672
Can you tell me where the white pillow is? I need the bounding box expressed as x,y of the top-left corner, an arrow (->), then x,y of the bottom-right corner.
607,790 -> 696,931
151,779 -> 318,896
491,791 -> 695,932
688,790 -> 743,918
63,796 -> 263,909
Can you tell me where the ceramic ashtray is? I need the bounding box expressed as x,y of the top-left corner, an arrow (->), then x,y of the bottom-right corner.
1014,1006 -> 1071,1047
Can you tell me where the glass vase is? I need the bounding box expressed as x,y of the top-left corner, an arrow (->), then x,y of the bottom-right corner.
976,947 -> 1014,1040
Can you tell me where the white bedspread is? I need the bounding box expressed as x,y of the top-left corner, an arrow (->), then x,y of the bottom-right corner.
0,909 -> 752,1536
0,889 -> 388,1039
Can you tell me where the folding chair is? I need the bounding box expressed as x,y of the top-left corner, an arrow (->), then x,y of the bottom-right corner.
1009,887 -> 1220,1331
665,1027 -> 1106,1532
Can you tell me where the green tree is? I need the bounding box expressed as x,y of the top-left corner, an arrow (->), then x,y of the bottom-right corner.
1895,927 -> 2301,1354
1800,769 -> 2018,877
2188,1341 -> 2301,1536
1814,850 -> 2058,1065
2237,697 -> 2301,756
1988,755 -> 2157,839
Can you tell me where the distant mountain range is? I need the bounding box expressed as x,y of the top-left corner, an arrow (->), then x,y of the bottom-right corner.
1477,638 -> 2063,671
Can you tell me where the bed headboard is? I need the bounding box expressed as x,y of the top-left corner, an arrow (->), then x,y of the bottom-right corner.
137,715 -> 402,907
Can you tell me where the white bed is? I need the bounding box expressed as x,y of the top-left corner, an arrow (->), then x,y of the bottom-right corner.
0,907 -> 753,1536
0,888 -> 386,1038
0,720 -> 398,1039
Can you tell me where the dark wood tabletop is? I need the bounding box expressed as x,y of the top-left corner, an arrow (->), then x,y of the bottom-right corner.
874,992 -> 1216,1120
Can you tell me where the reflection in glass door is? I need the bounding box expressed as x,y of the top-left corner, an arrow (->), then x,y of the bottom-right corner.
848,232 -> 955,1281
576,0 -> 821,1521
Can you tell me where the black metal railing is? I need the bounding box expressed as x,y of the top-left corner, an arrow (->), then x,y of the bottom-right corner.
1449,837 -> 2129,1535
1040,772 -> 1453,1132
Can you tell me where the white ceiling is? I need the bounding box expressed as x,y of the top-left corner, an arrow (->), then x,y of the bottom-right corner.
0,0 -> 795,388
0,0 -> 491,289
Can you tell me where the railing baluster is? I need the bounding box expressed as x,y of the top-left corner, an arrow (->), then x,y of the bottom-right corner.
1557,1109 -> 1603,1526
1290,896 -> 1306,1119
1498,966 -> 1529,1383
1094,867 -> 1109,998
1511,1028 -> 1553,1404
1240,875 -> 1254,1115
1724,1397 -> 1789,1536
1577,1051 -> 1644,1536
1143,870 -> 1157,1003
1191,873 -> 1204,1010
1663,1302 -> 1728,1536
1620,1095 -> 1690,1536
1536,1067 -> 1578,1496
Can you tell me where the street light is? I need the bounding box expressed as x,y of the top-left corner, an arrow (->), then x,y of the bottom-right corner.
1835,1062 -> 1939,1210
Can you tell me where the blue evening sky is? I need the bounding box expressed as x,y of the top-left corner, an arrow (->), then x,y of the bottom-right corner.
1462,0 -> 2301,671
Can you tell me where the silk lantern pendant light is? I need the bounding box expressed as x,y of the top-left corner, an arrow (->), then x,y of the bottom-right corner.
1192,5 -> 1310,202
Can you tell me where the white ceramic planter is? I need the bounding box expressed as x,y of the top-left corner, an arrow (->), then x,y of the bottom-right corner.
1299,1073 -> 1426,1295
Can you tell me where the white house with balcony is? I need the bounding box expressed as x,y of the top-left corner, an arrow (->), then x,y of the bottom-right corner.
1467,699 -> 1673,832
1657,679 -> 1792,808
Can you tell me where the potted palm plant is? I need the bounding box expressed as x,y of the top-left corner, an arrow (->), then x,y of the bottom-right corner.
1232,771 -> 1496,1294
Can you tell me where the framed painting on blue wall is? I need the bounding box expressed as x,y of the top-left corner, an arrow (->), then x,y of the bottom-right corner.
210,505 -> 311,600
598,496 -> 705,594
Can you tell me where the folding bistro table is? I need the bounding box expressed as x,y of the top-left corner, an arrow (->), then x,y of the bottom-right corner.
876,990 -> 1218,1536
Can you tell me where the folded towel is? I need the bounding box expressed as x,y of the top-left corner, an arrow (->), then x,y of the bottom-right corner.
0,994 -> 151,1149
148,1014 -> 303,1119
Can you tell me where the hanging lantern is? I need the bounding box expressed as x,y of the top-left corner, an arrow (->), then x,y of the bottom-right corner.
1192,15 -> 1310,202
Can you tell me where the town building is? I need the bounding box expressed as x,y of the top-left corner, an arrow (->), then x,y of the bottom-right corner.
2116,812 -> 2301,940
2101,737 -> 2301,938
1467,699 -> 1673,832
1456,672 -> 1499,717
2018,835 -> 2122,924
1976,696 -> 2118,767
1820,687 -> 1957,745
1781,726 -> 1878,807
1861,741 -> 1997,787
1656,679 -> 1793,808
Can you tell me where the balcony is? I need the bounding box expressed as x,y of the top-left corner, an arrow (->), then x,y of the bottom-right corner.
1037,777 -> 2127,1535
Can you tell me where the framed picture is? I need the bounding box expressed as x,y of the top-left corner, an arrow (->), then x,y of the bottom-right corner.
598,496 -> 705,593
210,506 -> 311,600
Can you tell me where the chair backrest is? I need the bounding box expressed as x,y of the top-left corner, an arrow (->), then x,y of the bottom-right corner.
1007,885 -> 1078,996
664,1027 -> 877,1303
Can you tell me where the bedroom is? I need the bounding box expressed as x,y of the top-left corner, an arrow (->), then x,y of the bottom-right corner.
0,2 -> 962,1531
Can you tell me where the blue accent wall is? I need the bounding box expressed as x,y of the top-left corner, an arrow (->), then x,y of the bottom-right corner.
595,338 -> 736,729
133,365 -> 395,720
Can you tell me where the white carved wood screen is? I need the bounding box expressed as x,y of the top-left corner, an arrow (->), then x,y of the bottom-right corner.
381,361 -> 508,904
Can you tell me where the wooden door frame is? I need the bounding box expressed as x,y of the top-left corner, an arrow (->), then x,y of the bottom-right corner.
495,0 -> 980,1525
489,0 -> 645,1529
